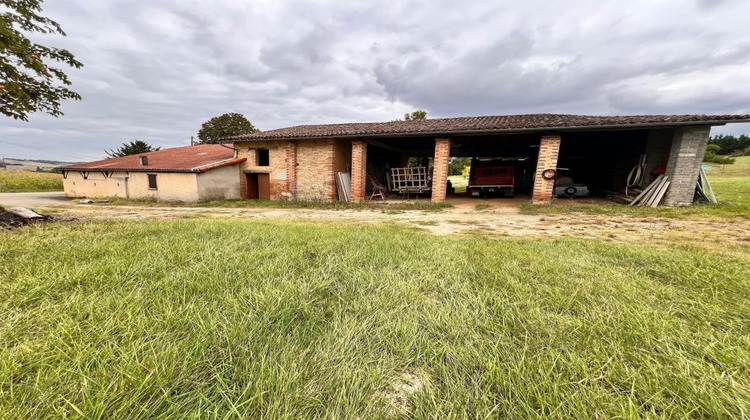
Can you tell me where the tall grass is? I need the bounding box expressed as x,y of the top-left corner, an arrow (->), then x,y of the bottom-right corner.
0,170 -> 63,192
1,219 -> 749,418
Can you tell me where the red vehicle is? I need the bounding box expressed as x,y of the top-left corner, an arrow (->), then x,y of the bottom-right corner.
467,159 -> 515,198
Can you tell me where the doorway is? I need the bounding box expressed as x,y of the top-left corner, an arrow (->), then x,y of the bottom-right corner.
245,173 -> 270,199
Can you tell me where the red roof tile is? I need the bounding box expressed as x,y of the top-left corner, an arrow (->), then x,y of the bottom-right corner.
57,144 -> 245,172
227,113 -> 750,141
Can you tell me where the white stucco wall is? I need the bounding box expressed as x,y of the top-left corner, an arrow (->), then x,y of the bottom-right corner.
196,164 -> 242,200
63,165 -> 242,202
127,172 -> 199,201
63,171 -> 130,198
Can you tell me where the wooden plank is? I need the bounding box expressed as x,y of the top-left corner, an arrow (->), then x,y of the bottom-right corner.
637,175 -> 665,207
700,167 -> 717,204
695,184 -> 709,203
628,175 -> 662,207
7,207 -> 44,219
650,179 -> 670,207
638,175 -> 665,207
642,176 -> 667,207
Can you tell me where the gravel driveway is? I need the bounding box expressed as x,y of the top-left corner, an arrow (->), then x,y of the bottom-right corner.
0,192 -> 70,208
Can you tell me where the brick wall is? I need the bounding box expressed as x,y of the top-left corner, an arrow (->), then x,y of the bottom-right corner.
351,140 -> 367,201
431,138 -> 451,202
235,141 -> 288,199
532,135 -> 561,204
296,139 -> 337,201
286,141 -> 297,198
234,139 -> 341,202
663,126 -> 710,206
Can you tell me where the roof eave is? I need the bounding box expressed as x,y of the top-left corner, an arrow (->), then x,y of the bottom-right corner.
55,168 -> 200,173
57,158 -> 247,173
228,119 -> 750,142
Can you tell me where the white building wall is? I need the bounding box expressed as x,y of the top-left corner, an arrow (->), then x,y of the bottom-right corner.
196,164 -> 242,200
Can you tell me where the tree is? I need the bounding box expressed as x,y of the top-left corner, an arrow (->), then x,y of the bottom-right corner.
197,112 -> 259,144
403,110 -> 427,121
708,134 -> 750,155
1,0 -> 83,121
448,157 -> 471,175
105,140 -> 160,158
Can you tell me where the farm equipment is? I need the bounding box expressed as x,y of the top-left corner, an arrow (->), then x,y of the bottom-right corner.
467,159 -> 515,198
390,166 -> 431,196
553,170 -> 589,198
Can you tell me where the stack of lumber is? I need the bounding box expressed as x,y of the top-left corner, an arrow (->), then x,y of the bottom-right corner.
695,167 -> 717,204
627,175 -> 670,207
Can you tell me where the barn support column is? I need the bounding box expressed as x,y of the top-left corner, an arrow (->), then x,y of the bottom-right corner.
662,126 -> 710,206
532,135 -> 561,204
351,140 -> 367,201
431,138 -> 451,202
286,141 -> 298,199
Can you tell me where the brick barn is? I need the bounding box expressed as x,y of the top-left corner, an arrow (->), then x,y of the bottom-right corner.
227,114 -> 749,206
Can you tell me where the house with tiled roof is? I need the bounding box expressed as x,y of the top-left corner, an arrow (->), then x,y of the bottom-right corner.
226,113 -> 749,206
57,144 -> 246,202
57,113 -> 750,205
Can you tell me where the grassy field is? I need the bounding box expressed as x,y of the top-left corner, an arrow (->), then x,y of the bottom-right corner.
2,220 -> 749,418
0,170 -> 63,192
523,156 -> 750,219
448,175 -> 467,193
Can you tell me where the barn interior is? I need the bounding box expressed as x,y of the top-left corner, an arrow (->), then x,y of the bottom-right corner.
362,128 -> 665,201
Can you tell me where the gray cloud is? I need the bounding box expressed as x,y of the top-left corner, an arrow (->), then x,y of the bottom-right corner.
1,0 -> 749,161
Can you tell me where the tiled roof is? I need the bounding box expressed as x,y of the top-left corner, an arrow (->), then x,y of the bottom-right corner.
57,144 -> 245,172
227,114 -> 750,141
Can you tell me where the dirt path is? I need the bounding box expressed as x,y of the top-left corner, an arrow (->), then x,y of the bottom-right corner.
4,192 -> 748,248
26,203 -> 747,250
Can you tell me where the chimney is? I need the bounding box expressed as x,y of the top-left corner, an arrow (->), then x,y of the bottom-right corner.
140,156 -> 148,166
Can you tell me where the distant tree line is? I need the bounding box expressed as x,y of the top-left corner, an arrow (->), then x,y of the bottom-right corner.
704,134 -> 750,165
708,134 -> 750,156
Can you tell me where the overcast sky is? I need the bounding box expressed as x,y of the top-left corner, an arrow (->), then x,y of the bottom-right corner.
2,0 -> 750,161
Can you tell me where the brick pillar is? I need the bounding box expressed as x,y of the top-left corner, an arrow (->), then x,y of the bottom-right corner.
351,140 -> 367,201
286,141 -> 297,199
431,138 -> 451,202
532,135 -> 561,204
663,126 -> 710,206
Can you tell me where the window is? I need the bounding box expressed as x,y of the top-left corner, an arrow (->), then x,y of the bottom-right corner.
257,149 -> 270,166
147,174 -> 157,189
